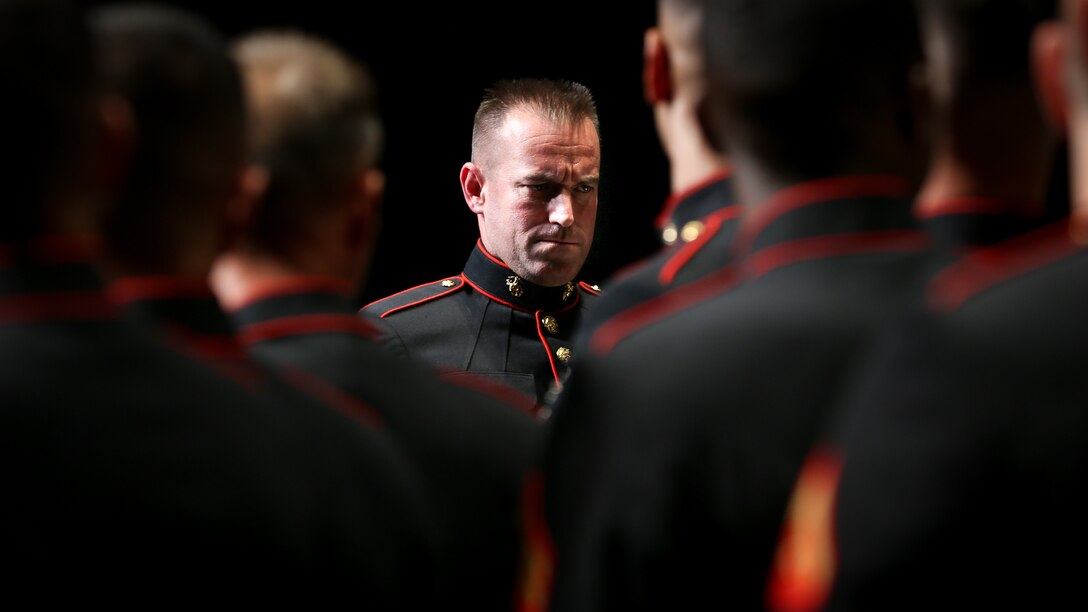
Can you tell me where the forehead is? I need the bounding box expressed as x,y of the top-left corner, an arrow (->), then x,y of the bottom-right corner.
495,106 -> 600,164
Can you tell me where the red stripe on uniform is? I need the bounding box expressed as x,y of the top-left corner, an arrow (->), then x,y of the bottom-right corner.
228,277 -> 354,311
734,176 -> 910,256
0,292 -> 118,324
589,265 -> 741,356
237,314 -> 380,345
653,167 -> 733,230
745,230 -> 931,279
276,364 -> 384,427
108,276 -> 213,303
658,204 -> 741,285
363,278 -> 463,317
927,219 -> 1078,312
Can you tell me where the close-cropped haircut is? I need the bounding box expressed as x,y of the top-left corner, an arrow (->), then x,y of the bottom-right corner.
916,0 -> 1057,89
233,30 -> 382,254
0,0 -> 96,237
700,0 -> 923,178
94,3 -> 245,195
470,78 -> 599,168
93,2 -> 245,269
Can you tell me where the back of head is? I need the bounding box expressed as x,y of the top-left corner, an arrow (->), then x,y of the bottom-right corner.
699,0 -> 924,181
92,2 -> 245,274
918,0 -> 1056,100
470,78 -> 600,171
0,0 -> 96,239
233,30 -> 382,257
914,0 -> 1061,219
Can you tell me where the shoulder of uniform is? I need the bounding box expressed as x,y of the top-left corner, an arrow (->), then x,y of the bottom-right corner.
579,280 -> 602,296
359,277 -> 465,318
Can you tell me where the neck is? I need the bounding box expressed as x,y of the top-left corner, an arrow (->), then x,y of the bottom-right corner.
210,250 -> 334,311
655,98 -> 728,194
915,122 -> 1054,213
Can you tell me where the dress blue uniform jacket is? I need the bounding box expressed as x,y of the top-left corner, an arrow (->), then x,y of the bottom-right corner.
360,240 -> 601,408
535,175 -> 946,612
227,277 -> 544,612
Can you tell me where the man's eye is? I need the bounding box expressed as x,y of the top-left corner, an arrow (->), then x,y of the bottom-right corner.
576,184 -> 595,193
527,184 -> 547,191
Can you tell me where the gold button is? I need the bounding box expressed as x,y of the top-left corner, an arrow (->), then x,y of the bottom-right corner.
555,347 -> 571,363
662,223 -> 679,246
541,315 -> 559,335
441,279 -> 455,288
680,220 -> 706,243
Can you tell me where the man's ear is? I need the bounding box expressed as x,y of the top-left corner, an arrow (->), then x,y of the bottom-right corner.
223,164 -> 268,245
92,93 -> 135,196
347,167 -> 385,245
643,27 -> 673,105
1033,20 -> 1069,136
461,162 -> 486,214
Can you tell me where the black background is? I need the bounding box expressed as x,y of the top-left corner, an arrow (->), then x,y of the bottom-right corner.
92,0 -> 669,305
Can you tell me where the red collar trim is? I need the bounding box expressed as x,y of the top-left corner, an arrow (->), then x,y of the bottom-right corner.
0,234 -> 101,267
914,196 -> 1044,219
477,239 -> 512,269
654,167 -> 733,230
228,276 -> 353,312
108,276 -> 213,304
927,218 -> 1079,312
734,175 -> 910,256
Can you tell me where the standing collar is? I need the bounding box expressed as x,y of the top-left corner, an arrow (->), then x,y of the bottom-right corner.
227,276 -> 359,325
225,276 -> 379,344
732,175 -> 917,259
655,169 -> 737,246
463,240 -> 582,313
108,276 -> 235,338
0,235 -> 116,322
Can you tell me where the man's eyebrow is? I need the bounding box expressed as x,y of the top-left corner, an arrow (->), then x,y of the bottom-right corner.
521,173 -> 600,185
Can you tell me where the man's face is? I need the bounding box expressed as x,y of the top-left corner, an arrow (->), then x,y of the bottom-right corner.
475,107 -> 600,287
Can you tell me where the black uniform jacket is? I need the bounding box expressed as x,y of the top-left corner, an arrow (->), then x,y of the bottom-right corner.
102,273 -> 442,605
916,195 -> 1055,251
572,173 -> 740,357
770,218 -> 1088,612
533,175 -> 944,612
654,168 -> 736,246
226,276 -> 544,612
361,240 -> 601,407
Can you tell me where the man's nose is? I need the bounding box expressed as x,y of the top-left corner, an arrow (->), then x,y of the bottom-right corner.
549,192 -> 575,227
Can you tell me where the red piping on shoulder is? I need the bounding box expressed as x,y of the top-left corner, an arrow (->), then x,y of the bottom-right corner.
362,277 -> 464,318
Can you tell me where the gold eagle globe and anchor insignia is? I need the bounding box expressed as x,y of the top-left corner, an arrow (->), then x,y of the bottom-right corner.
561,282 -> 575,302
505,275 -> 524,298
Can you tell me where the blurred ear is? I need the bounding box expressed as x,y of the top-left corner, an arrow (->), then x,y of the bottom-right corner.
223,164 -> 268,247
461,162 -> 486,214
347,167 -> 385,245
643,27 -> 673,105
92,93 -> 135,196
1033,20 -> 1069,135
